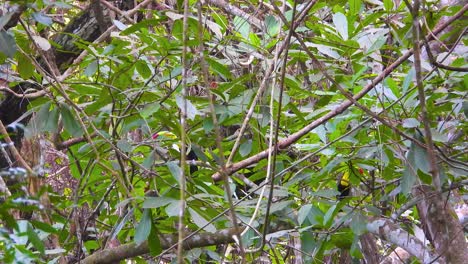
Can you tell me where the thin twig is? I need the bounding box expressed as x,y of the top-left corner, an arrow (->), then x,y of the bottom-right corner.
411,0 -> 441,190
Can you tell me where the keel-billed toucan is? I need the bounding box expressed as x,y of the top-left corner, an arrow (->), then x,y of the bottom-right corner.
337,170 -> 351,199
336,163 -> 364,199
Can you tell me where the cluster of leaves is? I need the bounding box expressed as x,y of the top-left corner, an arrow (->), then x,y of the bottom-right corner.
0,0 -> 466,263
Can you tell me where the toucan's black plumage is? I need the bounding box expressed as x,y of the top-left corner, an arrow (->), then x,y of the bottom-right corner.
337,171 -> 351,200
187,150 -> 198,175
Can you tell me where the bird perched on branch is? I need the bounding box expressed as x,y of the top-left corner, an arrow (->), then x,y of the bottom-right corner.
337,170 -> 351,200
336,163 -> 364,200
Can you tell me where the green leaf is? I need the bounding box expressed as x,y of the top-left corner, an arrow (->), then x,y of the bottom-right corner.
300,231 -> 317,256
109,209 -> 133,241
84,240 -> 99,252
17,53 -> 34,79
188,208 -> 216,233
270,200 -> 293,213
402,68 -> 415,93
34,102 -> 52,132
402,139 -> 430,194
135,209 -> 152,245
298,204 -> 312,225
32,35 -> 51,51
175,96 -> 200,120
27,223 -> 45,254
165,200 -> 181,217
233,16 -> 250,39
31,220 -> 58,234
330,228 -> 353,249
85,89 -> 113,115
402,118 -> 420,128
44,106 -> 59,133
249,32 -> 261,47
306,206 -> 324,226
148,222 -> 162,256
350,236 -> 363,258
84,60 -> 98,77
167,161 -> 182,184
312,125 -> 327,143
0,12 -> 13,29
121,19 -> 163,35
383,0 -> 394,11
411,139 -> 430,174
142,197 -> 176,208
142,150 -> 156,169
32,12 -> 52,26
206,57 -> 232,80
241,228 -> 256,248
136,60 -> 152,79
117,139 -> 132,152
323,205 -> 337,227
401,165 -> 416,195
140,102 -> 160,118
0,31 -> 16,57
265,15 -> 280,37
349,0 -> 362,15
332,13 -> 348,40
350,213 -> 366,235
60,105 -> 83,137
239,140 -> 252,157
366,35 -> 387,54
70,84 -> 101,95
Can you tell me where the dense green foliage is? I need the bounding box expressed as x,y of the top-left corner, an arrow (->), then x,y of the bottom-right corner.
0,0 -> 466,263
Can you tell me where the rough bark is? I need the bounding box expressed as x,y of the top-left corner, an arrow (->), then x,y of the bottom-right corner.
0,0 -> 135,174
413,185 -> 468,264
82,227 -> 244,264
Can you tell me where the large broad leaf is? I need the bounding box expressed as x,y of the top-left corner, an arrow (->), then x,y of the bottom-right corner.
176,95 -> 200,120
60,104 -> 83,137
32,12 -> 52,26
0,12 -> 13,29
239,140 -> 252,157
30,220 -> 58,234
135,60 -> 152,79
206,57 -> 232,80
332,13 -> 348,40
188,207 -> 216,233
27,223 -> 45,254
265,15 -> 280,37
135,209 -> 152,245
330,228 -> 353,249
17,53 -> 34,79
298,204 -> 312,225
148,222 -> 162,256
142,197 -> 176,208
166,200 -> 181,217
401,138 -> 431,195
233,16 -> 250,39
32,35 -> 51,51
0,31 -> 16,57
402,118 -> 420,128
402,68 -> 415,93
142,150 -> 156,169
383,0 -> 394,11
167,161 -> 182,184
350,212 -> 367,235
349,0 -> 362,16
